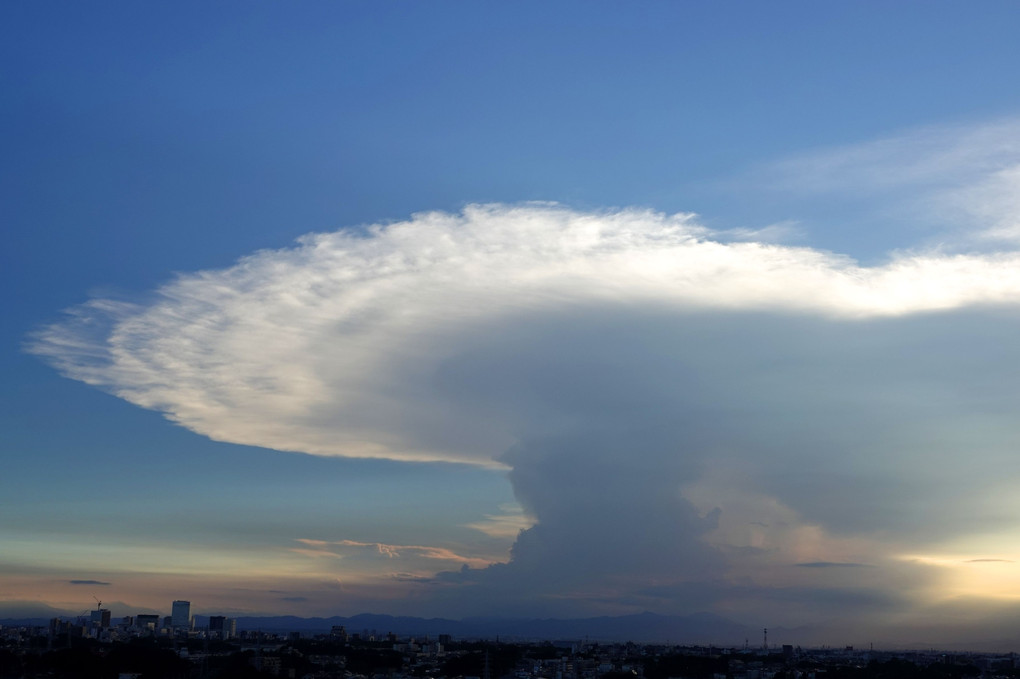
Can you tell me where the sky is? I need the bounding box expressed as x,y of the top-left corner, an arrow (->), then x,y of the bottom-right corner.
5,0 -> 1020,648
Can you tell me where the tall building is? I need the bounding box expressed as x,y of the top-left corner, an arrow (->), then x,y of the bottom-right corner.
209,615 -> 225,638
135,614 -> 160,631
207,615 -> 236,638
171,600 -> 191,630
89,608 -> 111,629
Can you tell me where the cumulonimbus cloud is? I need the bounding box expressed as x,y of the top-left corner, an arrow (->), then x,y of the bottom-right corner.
28,200 -> 1020,622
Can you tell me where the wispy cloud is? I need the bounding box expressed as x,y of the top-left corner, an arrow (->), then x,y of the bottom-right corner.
717,221 -> 804,244
463,505 -> 535,539
796,562 -> 871,569
68,579 -> 111,586
757,117 -> 1020,246
294,539 -> 493,568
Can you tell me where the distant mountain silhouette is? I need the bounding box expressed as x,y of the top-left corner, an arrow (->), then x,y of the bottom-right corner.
217,611 -> 752,643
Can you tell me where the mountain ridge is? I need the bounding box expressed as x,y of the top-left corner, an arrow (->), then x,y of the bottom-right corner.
216,611 -> 753,643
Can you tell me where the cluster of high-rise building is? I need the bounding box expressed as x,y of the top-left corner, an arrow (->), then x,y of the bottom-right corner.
49,599 -> 236,642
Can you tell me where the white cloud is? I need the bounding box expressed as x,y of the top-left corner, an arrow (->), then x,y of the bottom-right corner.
28,193 -> 1020,621
29,203 -> 1020,467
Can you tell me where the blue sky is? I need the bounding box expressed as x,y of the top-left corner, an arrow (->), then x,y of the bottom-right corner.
6,1 -> 1020,647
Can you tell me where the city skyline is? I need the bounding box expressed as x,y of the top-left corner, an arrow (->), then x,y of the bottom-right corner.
6,1 -> 1020,650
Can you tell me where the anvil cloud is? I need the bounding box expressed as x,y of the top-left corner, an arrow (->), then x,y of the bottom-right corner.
30,200 -> 1020,628
30,204 -> 1020,463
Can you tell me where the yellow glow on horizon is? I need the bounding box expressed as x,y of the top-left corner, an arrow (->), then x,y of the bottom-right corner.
899,553 -> 1020,601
